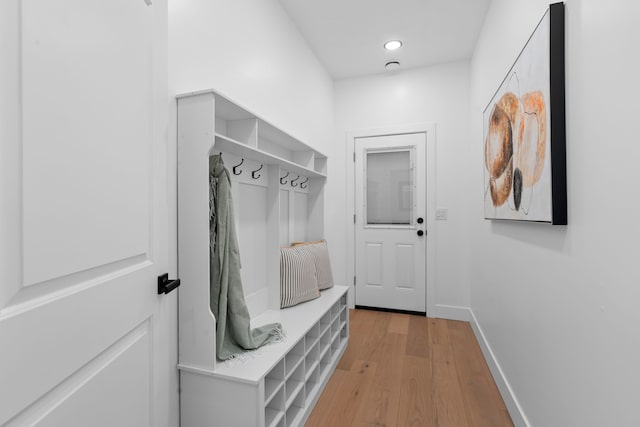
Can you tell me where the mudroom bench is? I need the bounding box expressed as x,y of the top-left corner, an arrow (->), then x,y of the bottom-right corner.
176,89 -> 348,427
179,286 -> 348,427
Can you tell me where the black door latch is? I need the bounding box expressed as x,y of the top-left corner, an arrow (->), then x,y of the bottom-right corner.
157,273 -> 181,295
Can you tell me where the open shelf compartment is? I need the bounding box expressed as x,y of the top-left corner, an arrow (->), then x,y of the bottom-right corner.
265,359 -> 285,405
265,387 -> 285,427
285,392 -> 306,427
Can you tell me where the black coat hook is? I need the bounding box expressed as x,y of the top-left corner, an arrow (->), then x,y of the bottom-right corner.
300,178 -> 309,189
290,175 -> 300,187
232,158 -> 244,175
280,172 -> 290,185
252,164 -> 263,179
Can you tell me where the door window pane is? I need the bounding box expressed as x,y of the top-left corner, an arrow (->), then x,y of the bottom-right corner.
366,150 -> 412,225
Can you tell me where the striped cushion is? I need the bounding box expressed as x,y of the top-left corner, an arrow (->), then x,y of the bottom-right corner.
280,245 -> 320,308
291,240 -> 334,290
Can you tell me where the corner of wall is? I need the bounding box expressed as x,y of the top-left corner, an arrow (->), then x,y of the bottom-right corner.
434,304 -> 470,321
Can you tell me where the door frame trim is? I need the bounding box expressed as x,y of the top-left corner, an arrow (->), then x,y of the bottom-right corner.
346,123 -> 436,317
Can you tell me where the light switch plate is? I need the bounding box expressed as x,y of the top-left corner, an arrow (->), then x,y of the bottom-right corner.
435,208 -> 448,220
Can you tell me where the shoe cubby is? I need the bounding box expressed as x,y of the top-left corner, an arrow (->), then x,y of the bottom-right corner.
305,323 -> 320,350
304,366 -> 322,408
265,359 -> 285,406
331,315 -> 340,338
285,391 -> 306,427
265,387 -> 285,427
330,300 -> 340,320
285,363 -> 305,415
320,339 -> 332,370
285,339 -> 305,377
178,286 -> 349,427
305,342 -> 320,381
320,310 -> 332,333
331,316 -> 341,353
319,328 -> 331,360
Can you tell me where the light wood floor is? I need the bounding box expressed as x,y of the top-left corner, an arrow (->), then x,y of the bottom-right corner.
305,309 -> 513,427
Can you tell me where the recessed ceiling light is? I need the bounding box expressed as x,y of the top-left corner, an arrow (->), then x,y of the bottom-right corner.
384,40 -> 403,50
385,61 -> 400,71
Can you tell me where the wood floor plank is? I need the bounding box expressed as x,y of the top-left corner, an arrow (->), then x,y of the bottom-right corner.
397,355 -> 435,427
388,312 -> 410,334
362,311 -> 392,363
304,368 -> 348,427
337,309 -> 368,371
448,321 -> 513,426
306,310 -> 514,427
405,314 -> 429,358
352,332 -> 406,426
432,343 -> 469,427
314,359 -> 377,427
428,317 -> 450,346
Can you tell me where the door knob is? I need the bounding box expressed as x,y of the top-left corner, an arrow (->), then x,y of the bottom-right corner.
417,217 -> 424,224
417,230 -> 425,237
158,273 -> 181,295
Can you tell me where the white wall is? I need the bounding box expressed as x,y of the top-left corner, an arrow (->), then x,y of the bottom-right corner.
168,0 -> 334,277
470,1 -> 640,425
331,61 -> 472,313
169,0 -> 333,151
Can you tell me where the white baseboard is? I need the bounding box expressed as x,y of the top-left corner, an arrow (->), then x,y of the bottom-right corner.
435,304 -> 471,321
468,309 -> 530,427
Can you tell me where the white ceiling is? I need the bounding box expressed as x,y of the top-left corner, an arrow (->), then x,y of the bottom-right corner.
278,0 -> 492,80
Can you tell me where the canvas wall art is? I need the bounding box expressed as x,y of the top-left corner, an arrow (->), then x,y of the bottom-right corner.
483,2 -> 566,224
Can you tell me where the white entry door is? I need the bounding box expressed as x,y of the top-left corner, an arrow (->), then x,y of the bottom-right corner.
354,133 -> 427,313
0,1 -> 175,426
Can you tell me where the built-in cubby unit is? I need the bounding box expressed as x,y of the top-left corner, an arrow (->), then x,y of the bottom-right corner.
177,89 -> 348,427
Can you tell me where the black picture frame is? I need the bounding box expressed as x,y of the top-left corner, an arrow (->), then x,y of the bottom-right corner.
483,2 -> 566,224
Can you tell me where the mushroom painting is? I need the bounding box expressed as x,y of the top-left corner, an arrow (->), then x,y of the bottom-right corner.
483,3 -> 566,224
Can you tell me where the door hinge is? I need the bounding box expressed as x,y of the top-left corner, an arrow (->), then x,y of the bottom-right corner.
353,214 -> 356,224
353,276 -> 356,286
353,152 -> 356,162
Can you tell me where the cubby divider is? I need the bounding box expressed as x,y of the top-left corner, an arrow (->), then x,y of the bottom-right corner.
285,363 -> 305,408
305,342 -> 320,381
266,388 -> 285,427
331,316 -> 340,337
285,340 -> 305,377
331,301 -> 340,320
285,392 -> 306,427
265,359 -> 285,405
320,343 -> 332,371
320,311 -> 331,333
320,328 -> 331,352
305,323 -> 320,350
305,367 -> 320,390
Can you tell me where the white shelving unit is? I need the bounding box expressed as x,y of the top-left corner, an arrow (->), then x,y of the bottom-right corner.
179,288 -> 348,427
176,89 -> 348,427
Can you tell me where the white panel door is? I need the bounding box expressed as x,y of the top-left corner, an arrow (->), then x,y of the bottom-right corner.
354,133 -> 427,313
0,1 -> 173,426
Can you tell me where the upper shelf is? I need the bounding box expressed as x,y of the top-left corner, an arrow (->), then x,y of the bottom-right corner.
177,89 -> 328,176
214,134 -> 326,179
